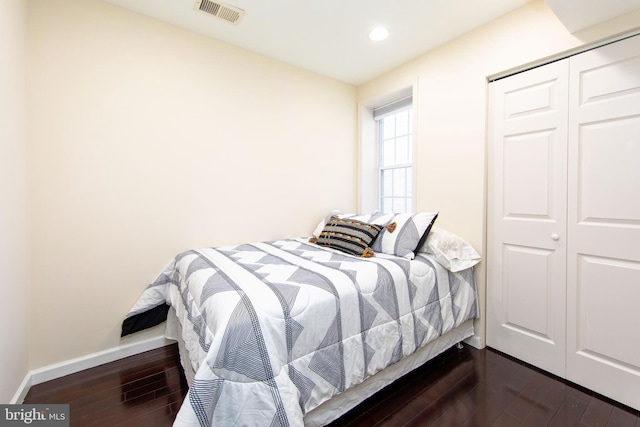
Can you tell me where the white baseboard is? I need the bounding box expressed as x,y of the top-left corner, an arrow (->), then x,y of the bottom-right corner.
10,375 -> 33,405
11,335 -> 174,404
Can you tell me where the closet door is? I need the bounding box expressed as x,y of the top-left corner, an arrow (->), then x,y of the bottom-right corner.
487,60 -> 569,378
567,35 -> 640,410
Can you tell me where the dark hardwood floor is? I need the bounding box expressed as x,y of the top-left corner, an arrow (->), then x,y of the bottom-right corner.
24,343 -> 640,426
24,344 -> 186,426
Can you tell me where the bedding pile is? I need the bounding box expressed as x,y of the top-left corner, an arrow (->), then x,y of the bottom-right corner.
122,234 -> 478,426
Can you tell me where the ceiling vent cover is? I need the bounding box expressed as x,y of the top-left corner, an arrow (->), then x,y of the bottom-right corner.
195,0 -> 245,25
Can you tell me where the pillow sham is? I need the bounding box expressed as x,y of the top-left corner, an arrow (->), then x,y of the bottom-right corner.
418,226 -> 481,272
312,216 -> 385,258
372,212 -> 438,259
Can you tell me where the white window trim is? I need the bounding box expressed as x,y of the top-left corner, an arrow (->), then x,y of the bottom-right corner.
377,104 -> 413,213
358,81 -> 419,213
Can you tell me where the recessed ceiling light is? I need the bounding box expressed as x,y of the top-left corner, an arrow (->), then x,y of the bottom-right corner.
368,27 -> 389,42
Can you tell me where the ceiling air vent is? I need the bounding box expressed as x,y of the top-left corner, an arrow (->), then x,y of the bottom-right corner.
195,0 -> 245,25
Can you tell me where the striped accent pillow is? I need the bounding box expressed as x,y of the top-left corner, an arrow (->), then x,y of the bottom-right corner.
315,216 -> 384,257
312,211 -> 395,238
372,212 -> 439,259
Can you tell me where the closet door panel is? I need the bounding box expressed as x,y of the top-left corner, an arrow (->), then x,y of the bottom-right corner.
501,244 -> 555,336
487,59 -> 568,378
567,34 -> 640,411
576,256 -> 640,368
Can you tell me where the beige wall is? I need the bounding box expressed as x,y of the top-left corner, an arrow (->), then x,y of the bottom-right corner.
0,0 -> 30,403
14,0 -> 640,384
26,0 -> 357,369
357,0 -> 640,346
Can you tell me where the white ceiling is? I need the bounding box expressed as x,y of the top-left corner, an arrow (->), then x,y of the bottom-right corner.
101,0 -> 532,85
101,0 -> 640,85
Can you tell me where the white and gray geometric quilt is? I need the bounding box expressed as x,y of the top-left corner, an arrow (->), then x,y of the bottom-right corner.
124,238 -> 478,426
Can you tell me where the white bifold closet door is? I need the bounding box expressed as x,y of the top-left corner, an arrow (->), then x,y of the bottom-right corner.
488,34 -> 640,411
566,35 -> 640,410
487,59 -> 569,379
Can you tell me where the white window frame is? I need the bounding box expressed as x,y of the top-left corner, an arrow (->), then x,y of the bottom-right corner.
358,84 -> 417,214
376,98 -> 413,213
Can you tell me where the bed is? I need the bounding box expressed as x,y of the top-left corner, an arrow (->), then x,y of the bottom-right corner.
122,212 -> 481,426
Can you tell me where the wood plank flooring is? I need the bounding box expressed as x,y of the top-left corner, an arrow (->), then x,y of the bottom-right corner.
24,343 -> 640,426
24,344 -> 186,426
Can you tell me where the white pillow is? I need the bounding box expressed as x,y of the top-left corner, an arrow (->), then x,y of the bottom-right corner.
419,226 -> 481,272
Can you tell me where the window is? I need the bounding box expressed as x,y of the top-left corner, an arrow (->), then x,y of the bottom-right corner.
358,86 -> 414,214
375,97 -> 412,213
